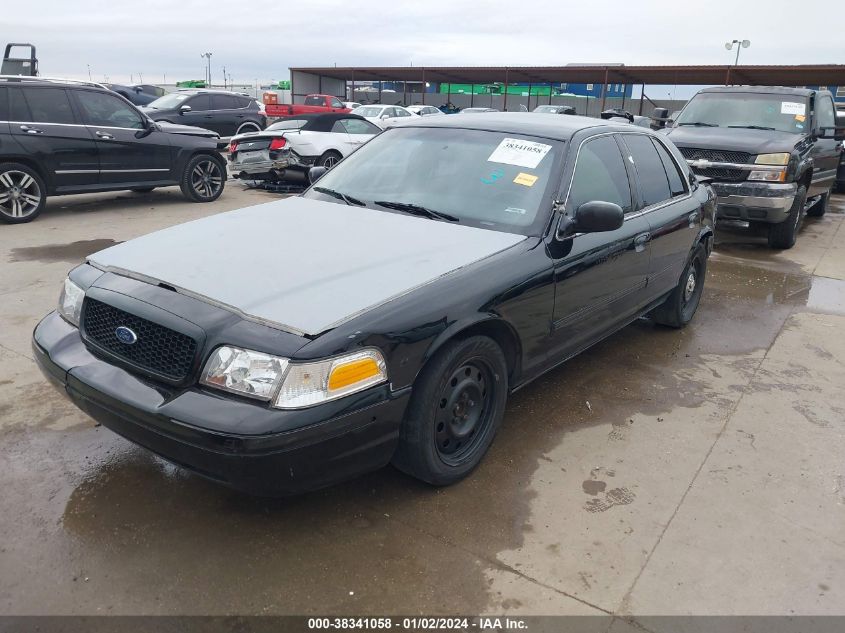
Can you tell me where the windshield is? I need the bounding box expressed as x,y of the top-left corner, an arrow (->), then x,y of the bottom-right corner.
146,93 -> 191,109
675,92 -> 809,133
267,119 -> 308,131
353,106 -> 383,117
301,126 -> 562,235
533,106 -> 559,113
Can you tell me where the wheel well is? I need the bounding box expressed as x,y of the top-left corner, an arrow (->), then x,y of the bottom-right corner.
449,320 -> 521,384
798,169 -> 812,190
0,157 -> 49,187
237,121 -> 261,132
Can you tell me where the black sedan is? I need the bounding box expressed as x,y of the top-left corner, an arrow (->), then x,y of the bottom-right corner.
33,114 -> 715,494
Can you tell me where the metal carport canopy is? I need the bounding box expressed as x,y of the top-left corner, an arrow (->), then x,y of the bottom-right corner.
290,64 -> 845,86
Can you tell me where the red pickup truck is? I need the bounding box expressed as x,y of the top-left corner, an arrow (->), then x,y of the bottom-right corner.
266,94 -> 351,118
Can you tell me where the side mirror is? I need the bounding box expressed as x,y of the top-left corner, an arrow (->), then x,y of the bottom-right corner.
380,113 -> 389,120
651,107 -> 669,129
179,105 -> 192,114
818,127 -> 845,141
556,201 -> 624,239
308,166 -> 328,184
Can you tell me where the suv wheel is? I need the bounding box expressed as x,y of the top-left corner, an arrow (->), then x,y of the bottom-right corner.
767,185 -> 806,249
0,163 -> 47,224
392,336 -> 508,486
180,154 -> 225,202
235,122 -> 261,135
805,190 -> 830,218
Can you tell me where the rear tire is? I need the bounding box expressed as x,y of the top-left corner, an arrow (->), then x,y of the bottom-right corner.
392,336 -> 508,486
767,185 -> 806,249
0,162 -> 47,224
180,154 -> 225,203
651,244 -> 707,328
805,190 -> 829,218
318,150 -> 342,169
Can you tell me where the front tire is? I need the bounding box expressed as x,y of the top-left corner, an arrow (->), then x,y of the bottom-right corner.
0,162 -> 47,224
392,336 -> 508,486
180,154 -> 225,203
651,243 -> 707,328
767,185 -> 806,249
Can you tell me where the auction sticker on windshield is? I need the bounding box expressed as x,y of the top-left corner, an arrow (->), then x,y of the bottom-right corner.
781,102 -> 806,116
488,138 -> 552,169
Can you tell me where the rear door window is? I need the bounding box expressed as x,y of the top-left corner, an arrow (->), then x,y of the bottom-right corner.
16,88 -> 76,124
568,135 -> 632,214
652,139 -> 687,196
0,87 -> 7,121
211,94 -> 238,110
623,134 -> 672,208
342,118 -> 380,134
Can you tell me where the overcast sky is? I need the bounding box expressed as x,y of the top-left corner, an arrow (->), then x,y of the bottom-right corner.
4,0 -> 841,89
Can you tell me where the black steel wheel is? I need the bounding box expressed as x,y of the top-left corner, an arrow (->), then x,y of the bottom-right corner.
181,154 -> 225,202
651,243 -> 707,328
0,163 -> 46,224
393,335 -> 508,486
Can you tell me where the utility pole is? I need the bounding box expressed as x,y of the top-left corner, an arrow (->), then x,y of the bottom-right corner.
725,39 -> 751,66
87,64 -> 92,81
200,52 -> 212,87
222,66 -> 227,89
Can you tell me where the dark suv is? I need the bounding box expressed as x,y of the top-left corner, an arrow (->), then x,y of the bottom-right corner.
142,89 -> 266,137
665,86 -> 843,248
0,77 -> 227,224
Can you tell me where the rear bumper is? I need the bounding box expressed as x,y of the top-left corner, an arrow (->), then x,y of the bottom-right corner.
32,312 -> 409,496
229,152 -> 313,180
710,181 -> 797,223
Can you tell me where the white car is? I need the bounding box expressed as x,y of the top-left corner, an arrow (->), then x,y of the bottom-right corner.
406,105 -> 445,116
344,101 -> 362,110
351,104 -> 414,128
227,113 -> 381,181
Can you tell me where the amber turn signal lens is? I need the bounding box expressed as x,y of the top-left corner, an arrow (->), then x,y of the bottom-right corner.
328,358 -> 381,391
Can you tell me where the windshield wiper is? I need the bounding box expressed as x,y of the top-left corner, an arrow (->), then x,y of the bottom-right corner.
313,187 -> 365,207
727,125 -> 776,131
677,121 -> 719,127
374,200 -> 459,222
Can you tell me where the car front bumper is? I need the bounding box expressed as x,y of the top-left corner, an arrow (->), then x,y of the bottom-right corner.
32,312 -> 409,496
710,181 -> 797,223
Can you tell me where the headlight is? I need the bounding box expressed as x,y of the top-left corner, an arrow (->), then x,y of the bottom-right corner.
200,346 -> 387,408
274,349 -> 387,409
57,278 -> 84,326
755,153 -> 790,166
748,169 -> 786,182
200,346 -> 289,400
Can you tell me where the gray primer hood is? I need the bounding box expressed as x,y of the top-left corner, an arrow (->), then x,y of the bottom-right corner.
87,197 -> 526,336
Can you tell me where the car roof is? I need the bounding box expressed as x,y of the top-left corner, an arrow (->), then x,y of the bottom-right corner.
176,88 -> 250,96
272,112 -> 369,132
699,85 -> 818,97
400,111 -> 616,141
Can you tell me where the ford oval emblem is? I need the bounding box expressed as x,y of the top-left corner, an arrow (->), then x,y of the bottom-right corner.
115,326 -> 138,345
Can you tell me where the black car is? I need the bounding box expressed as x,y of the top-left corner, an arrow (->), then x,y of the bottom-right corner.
142,89 -> 266,137
33,113 -> 715,495
665,86 -> 843,248
0,77 -> 227,223
105,83 -> 165,106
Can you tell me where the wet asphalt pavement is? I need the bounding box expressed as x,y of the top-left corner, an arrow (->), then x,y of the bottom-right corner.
0,186 -> 844,621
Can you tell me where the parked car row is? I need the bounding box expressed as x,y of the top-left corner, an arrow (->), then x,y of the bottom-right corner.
34,111 -> 717,495
0,76 -> 227,223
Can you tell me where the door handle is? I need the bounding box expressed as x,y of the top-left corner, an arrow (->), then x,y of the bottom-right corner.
634,232 -> 651,253
95,131 -> 114,140
20,125 -> 43,134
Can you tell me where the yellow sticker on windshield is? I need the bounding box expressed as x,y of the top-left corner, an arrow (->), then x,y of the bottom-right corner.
514,173 -> 539,187
795,114 -> 806,122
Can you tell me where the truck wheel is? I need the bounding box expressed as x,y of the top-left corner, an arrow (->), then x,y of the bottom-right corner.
767,185 -> 806,249
180,154 -> 225,203
805,190 -> 829,218
651,243 -> 707,328
392,336 -> 508,486
318,151 -> 342,168
0,162 -> 47,224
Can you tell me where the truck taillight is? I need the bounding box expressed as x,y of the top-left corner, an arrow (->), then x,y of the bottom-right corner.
229,141 -> 238,153
269,138 -> 287,150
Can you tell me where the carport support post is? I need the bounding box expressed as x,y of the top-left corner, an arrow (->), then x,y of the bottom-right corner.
378,80 -> 382,103
527,82 -> 532,111
470,84 -> 475,108
639,84 -> 645,115
600,68 -> 609,111
421,68 -> 426,105
350,69 -> 355,102
503,68 -> 509,112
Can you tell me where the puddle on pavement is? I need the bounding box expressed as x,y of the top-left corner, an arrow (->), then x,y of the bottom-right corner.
1,227 -> 840,615
8,239 -> 121,263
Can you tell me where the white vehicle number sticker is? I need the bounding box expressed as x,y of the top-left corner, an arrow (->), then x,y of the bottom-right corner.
781,102 -> 806,116
488,138 -> 552,169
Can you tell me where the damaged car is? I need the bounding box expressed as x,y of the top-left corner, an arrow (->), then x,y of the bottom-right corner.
33,113 -> 715,495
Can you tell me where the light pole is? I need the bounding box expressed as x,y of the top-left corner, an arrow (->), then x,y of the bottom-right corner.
200,52 -> 213,86
725,39 -> 750,66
